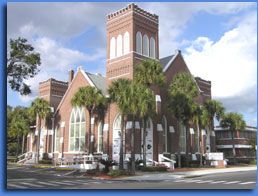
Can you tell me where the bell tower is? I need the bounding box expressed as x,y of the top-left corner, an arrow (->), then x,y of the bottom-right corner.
106,3 -> 159,85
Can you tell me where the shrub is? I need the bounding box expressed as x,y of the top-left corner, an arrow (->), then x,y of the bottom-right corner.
249,160 -> 256,165
107,170 -> 126,177
141,165 -> 167,172
99,159 -> 116,173
39,159 -> 52,164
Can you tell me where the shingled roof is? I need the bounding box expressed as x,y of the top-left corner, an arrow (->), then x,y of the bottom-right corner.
159,55 -> 174,69
86,72 -> 107,95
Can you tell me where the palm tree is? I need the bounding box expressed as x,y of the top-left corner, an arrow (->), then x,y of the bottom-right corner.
134,59 -> 165,87
202,100 -> 225,152
134,59 -> 165,166
191,104 -> 204,166
220,112 -> 246,164
168,73 -> 199,167
30,98 -> 51,164
95,95 -> 109,153
136,85 -> 155,167
9,107 -> 30,157
71,86 -> 105,154
108,78 -> 131,170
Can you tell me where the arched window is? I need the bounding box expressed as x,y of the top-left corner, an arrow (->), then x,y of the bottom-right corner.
123,32 -> 130,54
69,108 -> 86,152
162,116 -> 168,152
150,37 -> 155,58
110,37 -> 116,59
97,123 -> 103,153
136,31 -> 142,54
117,34 -> 123,57
143,34 -> 149,56
179,123 -> 186,153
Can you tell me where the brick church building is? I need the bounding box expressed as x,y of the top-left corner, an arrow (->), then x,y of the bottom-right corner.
26,4 -> 214,166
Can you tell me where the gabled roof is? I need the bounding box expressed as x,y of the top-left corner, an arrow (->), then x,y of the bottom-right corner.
159,55 -> 174,69
86,72 -> 107,95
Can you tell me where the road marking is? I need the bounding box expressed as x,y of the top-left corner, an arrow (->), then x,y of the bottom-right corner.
8,183 -> 27,189
37,181 -> 59,186
239,182 -> 256,185
223,181 -> 241,184
50,181 -> 74,185
8,178 -> 37,182
196,180 -> 214,184
20,182 -> 44,188
184,180 -> 202,183
210,181 -> 226,184
174,179 -> 188,182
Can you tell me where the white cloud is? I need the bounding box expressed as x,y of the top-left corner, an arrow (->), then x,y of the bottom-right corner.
184,11 -> 257,98
17,35 -> 105,102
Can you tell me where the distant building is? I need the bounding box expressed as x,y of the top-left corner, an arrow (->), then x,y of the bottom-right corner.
215,126 -> 257,163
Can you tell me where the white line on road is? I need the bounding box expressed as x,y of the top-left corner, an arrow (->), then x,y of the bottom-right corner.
239,182 -> 256,185
8,183 -> 27,189
223,181 -> 241,184
184,180 -> 202,183
37,181 -> 59,186
210,181 -> 226,184
174,179 -> 188,182
50,181 -> 74,185
19,182 -> 44,188
196,180 -> 214,184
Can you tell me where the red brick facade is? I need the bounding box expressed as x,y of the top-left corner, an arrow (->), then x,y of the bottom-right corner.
27,4 -> 214,164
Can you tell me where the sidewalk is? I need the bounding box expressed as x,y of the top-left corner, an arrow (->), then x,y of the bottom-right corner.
118,166 -> 257,181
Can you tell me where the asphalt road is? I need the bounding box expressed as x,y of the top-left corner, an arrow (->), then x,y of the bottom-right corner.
6,165 -> 256,189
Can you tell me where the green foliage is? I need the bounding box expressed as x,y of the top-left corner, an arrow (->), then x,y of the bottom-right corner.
107,169 -> 127,177
7,37 -> 41,95
7,106 -> 33,156
141,165 -> 167,172
71,86 -> 105,111
220,112 -> 246,132
29,98 -> 51,163
29,98 -> 51,119
202,100 -> 225,126
108,78 -> 132,115
134,59 -> 165,87
169,72 -> 199,99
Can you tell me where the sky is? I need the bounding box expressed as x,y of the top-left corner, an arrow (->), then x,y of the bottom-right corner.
7,2 -> 257,126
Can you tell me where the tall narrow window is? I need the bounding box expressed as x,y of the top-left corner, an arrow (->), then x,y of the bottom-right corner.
110,37 -> 116,59
117,34 -> 123,57
55,127 -> 60,152
69,108 -> 86,152
98,123 -> 103,153
123,32 -> 130,54
150,37 -> 155,58
179,123 -> 186,153
136,31 -> 142,54
162,116 -> 168,152
143,34 -> 149,56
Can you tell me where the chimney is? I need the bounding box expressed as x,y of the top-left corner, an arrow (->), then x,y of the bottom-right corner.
68,69 -> 74,85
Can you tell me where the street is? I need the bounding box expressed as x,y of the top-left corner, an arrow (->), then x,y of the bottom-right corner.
7,165 -> 256,189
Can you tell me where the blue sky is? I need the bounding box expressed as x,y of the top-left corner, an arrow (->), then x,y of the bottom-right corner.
7,2 -> 257,126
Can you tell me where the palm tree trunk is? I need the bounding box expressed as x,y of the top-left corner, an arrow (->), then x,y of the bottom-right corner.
16,134 -> 20,158
88,109 -> 92,154
45,129 -> 49,153
143,117 -> 147,167
21,134 -> 25,155
37,118 -> 41,164
119,114 -> 124,170
131,116 -> 136,174
177,121 -> 181,168
185,123 -> 190,167
197,121 -> 203,167
231,130 -> 236,164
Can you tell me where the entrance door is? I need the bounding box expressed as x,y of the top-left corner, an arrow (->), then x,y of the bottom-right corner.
141,118 -> 153,165
112,115 -> 121,163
